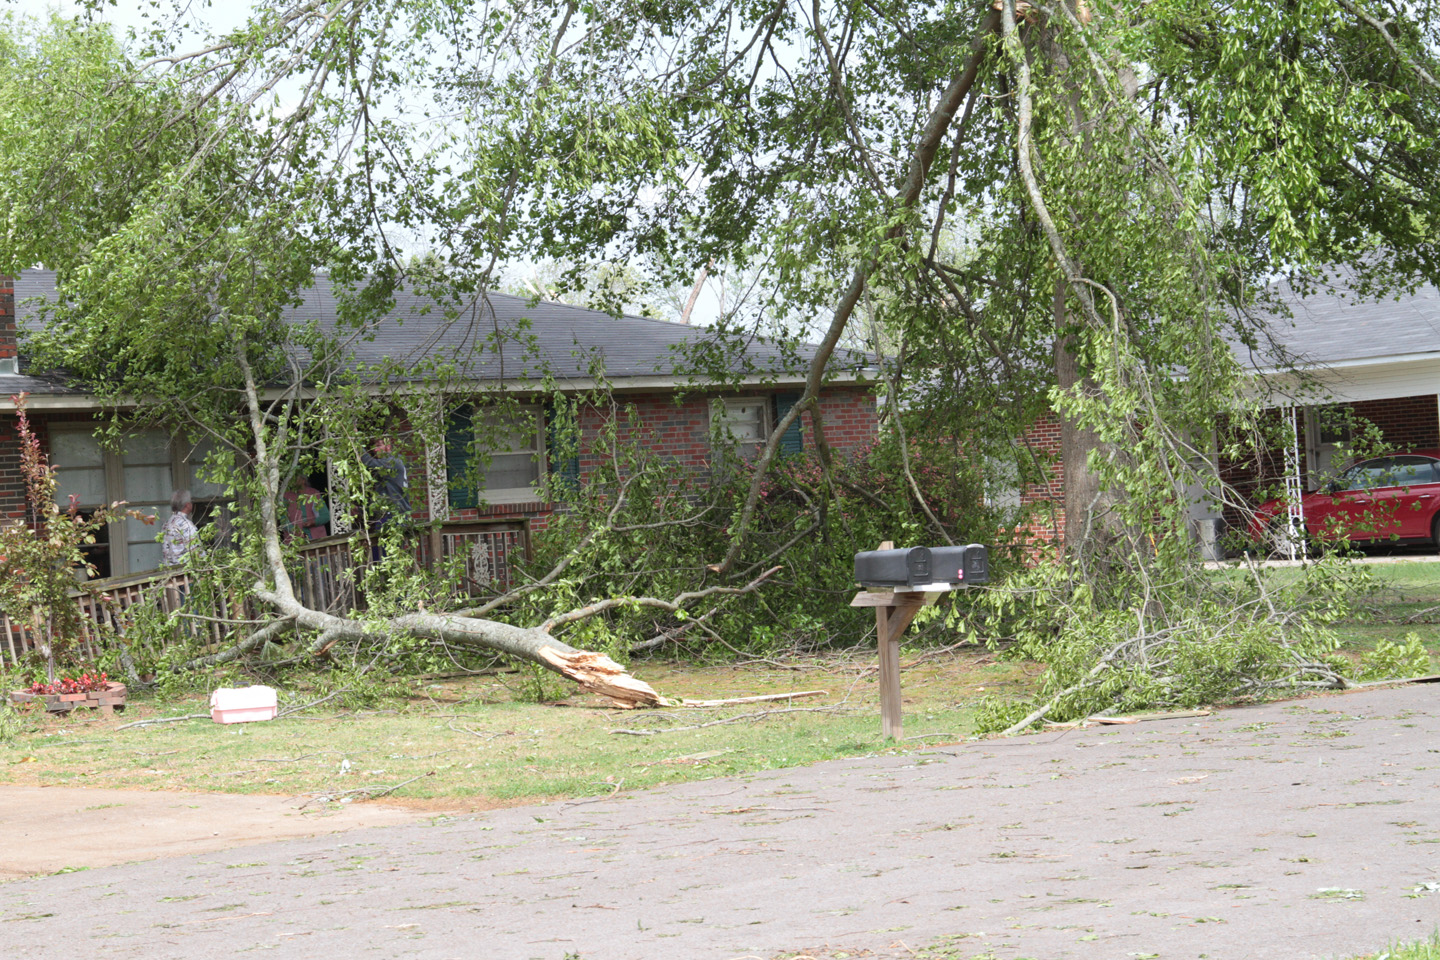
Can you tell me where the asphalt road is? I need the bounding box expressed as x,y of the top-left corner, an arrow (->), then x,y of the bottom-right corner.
3,683 -> 1439,960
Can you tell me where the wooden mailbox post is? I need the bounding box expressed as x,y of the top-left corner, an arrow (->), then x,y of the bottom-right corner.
851,540 -> 956,741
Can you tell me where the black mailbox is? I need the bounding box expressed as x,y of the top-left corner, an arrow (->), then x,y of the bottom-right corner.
854,544 -> 989,588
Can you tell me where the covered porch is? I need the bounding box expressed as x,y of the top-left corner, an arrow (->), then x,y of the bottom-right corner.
0,519 -> 530,669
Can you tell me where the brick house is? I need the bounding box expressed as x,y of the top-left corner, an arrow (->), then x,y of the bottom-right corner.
1012,275 -> 1440,553
0,270 -> 877,580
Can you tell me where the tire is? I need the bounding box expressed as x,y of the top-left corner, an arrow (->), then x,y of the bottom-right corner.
1432,513 -> 1440,550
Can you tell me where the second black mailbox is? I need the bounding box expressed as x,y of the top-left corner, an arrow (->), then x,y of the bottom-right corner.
854,544 -> 989,588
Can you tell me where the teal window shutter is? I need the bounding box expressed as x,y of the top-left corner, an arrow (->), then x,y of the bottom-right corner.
774,392 -> 803,454
546,401 -> 580,493
445,403 -> 477,511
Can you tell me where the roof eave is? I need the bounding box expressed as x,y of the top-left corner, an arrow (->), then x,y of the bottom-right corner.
0,369 -> 876,413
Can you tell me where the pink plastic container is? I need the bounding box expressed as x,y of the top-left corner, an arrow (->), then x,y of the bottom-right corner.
210,685 -> 278,724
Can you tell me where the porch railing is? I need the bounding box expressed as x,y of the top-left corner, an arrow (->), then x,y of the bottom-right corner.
0,519 -> 530,668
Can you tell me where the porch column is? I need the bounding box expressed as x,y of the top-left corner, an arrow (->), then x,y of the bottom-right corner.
1282,405 -> 1307,561
402,393 -> 449,566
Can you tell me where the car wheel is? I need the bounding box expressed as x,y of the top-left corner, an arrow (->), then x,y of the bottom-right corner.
1432,513 -> 1440,550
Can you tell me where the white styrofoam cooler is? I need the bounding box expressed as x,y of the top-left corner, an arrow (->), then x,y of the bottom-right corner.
210,685 -> 278,724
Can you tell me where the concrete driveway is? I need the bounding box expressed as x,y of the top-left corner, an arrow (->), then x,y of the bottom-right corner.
2,683 -> 1438,959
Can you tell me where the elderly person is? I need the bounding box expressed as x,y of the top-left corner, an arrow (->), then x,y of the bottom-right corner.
160,489 -> 199,566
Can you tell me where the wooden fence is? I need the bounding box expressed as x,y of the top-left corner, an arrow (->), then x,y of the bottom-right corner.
0,519 -> 530,668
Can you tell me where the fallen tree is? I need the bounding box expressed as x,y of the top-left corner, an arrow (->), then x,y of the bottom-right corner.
197,342 -> 794,708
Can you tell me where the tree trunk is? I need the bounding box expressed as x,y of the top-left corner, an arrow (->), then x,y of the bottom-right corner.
1038,6 -> 1122,564
1054,283 -> 1116,558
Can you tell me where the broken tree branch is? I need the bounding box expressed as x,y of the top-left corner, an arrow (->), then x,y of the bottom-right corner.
539,565 -> 782,633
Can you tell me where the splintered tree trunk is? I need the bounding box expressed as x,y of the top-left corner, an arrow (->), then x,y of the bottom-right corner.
256,588 -> 670,708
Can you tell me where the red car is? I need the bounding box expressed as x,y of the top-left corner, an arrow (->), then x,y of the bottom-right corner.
1253,451 -> 1440,549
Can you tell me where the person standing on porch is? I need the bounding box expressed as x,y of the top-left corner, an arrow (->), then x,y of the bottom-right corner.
283,476 -> 330,542
160,489 -> 200,626
161,490 -> 199,566
361,436 -> 411,561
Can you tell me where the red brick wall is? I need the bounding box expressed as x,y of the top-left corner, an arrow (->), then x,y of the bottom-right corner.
0,275 -> 14,362
438,386 -> 878,530
1008,412 -> 1065,552
1351,395 -> 1440,452
807,390 -> 878,451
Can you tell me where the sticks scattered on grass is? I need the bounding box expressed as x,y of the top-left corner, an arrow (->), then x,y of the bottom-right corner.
115,713 -> 210,731
447,721 -> 507,741
296,771 -> 435,807
1404,604 -> 1440,623
611,704 -> 850,736
676,690 -> 827,708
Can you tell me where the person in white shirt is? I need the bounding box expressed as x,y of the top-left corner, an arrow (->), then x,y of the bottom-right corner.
161,489 -> 199,566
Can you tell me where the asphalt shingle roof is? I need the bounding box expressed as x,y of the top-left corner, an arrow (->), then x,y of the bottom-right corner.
15,270 -> 826,388
0,372 -> 81,397
1239,273 -> 1440,371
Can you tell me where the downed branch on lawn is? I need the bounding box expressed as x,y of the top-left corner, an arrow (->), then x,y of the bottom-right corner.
675,690 -> 828,708
175,347 -> 797,709
295,770 -> 436,807
226,346 -> 673,708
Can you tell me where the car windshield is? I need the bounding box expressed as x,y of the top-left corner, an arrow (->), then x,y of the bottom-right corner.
1337,456 -> 1440,491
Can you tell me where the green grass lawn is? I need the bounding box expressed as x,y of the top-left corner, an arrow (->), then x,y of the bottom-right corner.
3,556 -> 1437,807
1331,558 -> 1440,664
0,652 -> 1033,807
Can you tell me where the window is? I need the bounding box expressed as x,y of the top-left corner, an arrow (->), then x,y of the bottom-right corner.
49,426 -> 226,578
715,397 -> 771,445
445,404 -> 546,507
1343,456 -> 1440,490
984,455 -> 1022,512
50,430 -> 111,578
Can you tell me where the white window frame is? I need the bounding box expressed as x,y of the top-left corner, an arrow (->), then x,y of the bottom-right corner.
472,404 -> 547,505
714,396 -> 772,447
